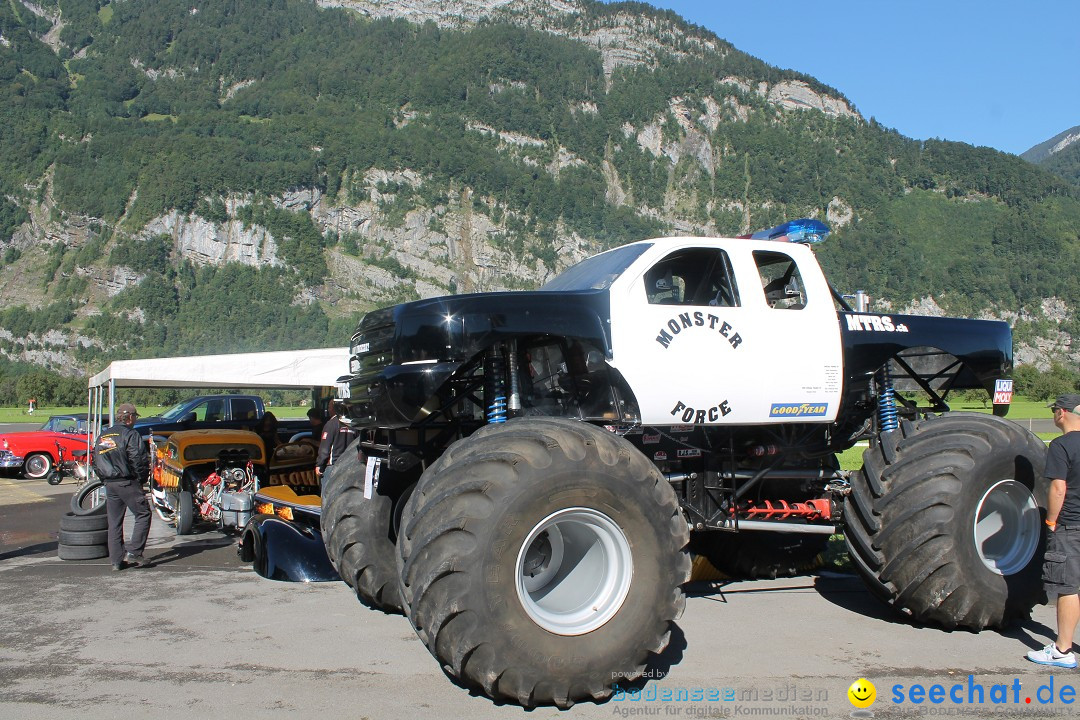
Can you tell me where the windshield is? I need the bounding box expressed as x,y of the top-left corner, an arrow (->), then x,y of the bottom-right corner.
41,416 -> 86,433
158,401 -> 193,421
541,243 -> 652,292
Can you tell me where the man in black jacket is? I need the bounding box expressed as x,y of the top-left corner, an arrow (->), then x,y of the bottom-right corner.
315,402 -> 356,479
93,402 -> 151,571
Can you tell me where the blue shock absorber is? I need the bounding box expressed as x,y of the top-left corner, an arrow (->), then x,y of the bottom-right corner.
878,366 -> 898,433
487,396 -> 507,423
485,346 -> 508,424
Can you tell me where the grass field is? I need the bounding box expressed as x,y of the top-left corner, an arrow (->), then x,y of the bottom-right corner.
5,398 -> 1053,424
950,398 -> 1050,418
2,397 -> 1057,472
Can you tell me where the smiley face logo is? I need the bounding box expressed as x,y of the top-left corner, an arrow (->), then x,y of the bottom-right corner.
848,678 -> 876,708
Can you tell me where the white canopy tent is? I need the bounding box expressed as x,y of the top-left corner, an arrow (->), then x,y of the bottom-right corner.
87,347 -> 350,429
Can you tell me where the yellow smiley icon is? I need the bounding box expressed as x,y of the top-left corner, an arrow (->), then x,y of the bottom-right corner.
848,678 -> 876,708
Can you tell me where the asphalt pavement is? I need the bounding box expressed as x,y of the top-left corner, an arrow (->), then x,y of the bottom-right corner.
1,473 -> 1077,720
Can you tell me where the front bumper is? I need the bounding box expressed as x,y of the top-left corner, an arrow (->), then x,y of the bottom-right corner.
237,487 -> 337,582
0,450 -> 25,468
238,514 -> 338,582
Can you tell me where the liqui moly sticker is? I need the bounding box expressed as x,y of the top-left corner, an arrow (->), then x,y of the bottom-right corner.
993,379 -> 1013,405
653,451 -> 668,461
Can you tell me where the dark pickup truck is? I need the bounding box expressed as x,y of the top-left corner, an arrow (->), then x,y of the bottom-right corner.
132,394 -> 319,444
134,394 -> 266,435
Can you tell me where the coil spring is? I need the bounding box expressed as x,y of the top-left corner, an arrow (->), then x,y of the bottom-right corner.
878,366 -> 898,432
487,396 -> 507,423
485,346 -> 508,424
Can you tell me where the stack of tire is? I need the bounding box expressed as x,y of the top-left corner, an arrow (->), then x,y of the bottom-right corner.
57,508 -> 109,560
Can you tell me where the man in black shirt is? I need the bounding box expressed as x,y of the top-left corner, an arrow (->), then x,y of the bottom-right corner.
93,403 -> 151,571
316,401 -> 356,479
1028,394 -> 1080,668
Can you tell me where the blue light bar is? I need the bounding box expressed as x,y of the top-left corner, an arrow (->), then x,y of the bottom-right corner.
744,218 -> 830,244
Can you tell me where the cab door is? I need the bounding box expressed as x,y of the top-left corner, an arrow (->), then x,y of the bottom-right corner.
608,240 -> 843,427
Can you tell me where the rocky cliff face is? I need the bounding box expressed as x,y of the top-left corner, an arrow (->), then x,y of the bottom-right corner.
320,0 -> 856,118
145,203 -> 282,270
12,0 -> 857,308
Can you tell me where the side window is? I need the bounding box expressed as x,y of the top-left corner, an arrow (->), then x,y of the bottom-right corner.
644,249 -> 740,307
232,398 -> 258,421
194,400 -> 225,422
753,250 -> 806,310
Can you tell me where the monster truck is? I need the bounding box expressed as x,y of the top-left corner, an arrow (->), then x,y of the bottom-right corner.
322,219 -> 1045,707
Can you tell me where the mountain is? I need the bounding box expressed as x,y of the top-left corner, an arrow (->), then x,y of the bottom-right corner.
1023,125 -> 1080,186
1021,125 -> 1080,164
0,0 -> 1078,402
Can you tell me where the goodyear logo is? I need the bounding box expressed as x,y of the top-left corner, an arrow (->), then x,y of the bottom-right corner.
769,403 -> 828,418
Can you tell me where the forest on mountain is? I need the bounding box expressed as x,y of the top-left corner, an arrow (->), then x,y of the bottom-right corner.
0,0 -> 1078,401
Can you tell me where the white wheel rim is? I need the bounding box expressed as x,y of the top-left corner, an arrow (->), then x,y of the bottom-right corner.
514,507 -> 633,636
973,479 -> 1040,575
25,455 -> 49,477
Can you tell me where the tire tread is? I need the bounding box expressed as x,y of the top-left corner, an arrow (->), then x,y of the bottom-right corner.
397,417 -> 689,707
844,412 -> 1046,629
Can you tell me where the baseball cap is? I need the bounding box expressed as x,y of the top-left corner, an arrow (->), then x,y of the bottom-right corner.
1048,394 -> 1080,413
117,402 -> 140,418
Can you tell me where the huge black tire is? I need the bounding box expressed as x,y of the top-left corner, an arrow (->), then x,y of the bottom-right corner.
59,511 -> 109,532
396,417 -> 690,708
844,412 -> 1047,630
691,531 -> 828,579
175,490 -> 194,535
70,481 -> 107,516
321,446 -> 410,613
57,542 -> 108,560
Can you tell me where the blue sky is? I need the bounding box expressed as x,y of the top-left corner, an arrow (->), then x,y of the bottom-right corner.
614,1 -> 1079,156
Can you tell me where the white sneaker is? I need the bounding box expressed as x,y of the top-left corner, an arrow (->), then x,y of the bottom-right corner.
1027,643 -> 1077,668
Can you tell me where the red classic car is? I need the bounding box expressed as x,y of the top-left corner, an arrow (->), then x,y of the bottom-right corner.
0,414 -> 90,479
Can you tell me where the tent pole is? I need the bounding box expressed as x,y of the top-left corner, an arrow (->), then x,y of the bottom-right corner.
86,387 -> 93,459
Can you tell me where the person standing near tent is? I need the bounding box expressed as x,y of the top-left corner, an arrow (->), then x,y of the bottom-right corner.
93,403 -> 152,571
315,401 -> 356,478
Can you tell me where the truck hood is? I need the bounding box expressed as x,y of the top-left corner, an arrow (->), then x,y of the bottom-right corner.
353,289 -> 613,366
